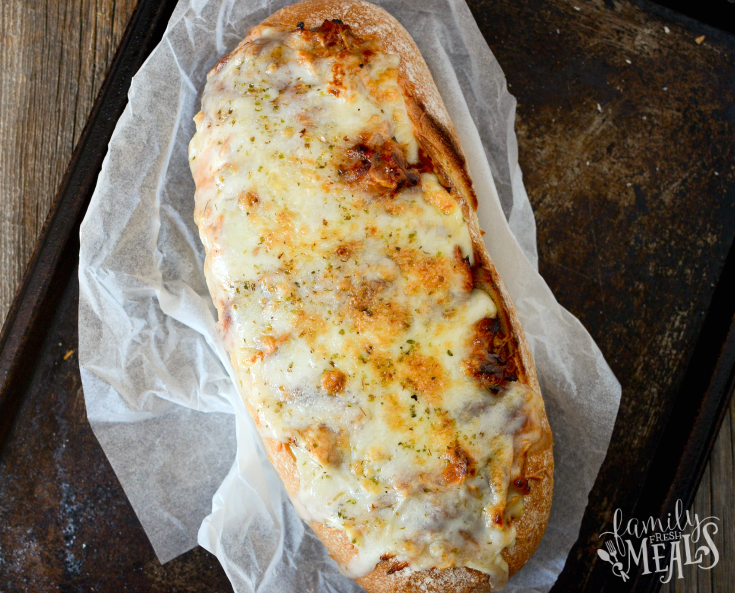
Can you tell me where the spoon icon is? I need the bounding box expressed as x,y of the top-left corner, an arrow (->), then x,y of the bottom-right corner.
598,548 -> 611,562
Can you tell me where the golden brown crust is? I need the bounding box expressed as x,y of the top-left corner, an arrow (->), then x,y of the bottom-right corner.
262,434 -> 498,593
236,1 -> 553,590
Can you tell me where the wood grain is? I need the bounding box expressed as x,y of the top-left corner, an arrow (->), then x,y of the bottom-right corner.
0,0 -> 138,324
662,398 -> 735,593
0,0 -> 733,591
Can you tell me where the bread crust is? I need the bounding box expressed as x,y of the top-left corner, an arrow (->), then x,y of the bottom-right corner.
228,2 -> 553,590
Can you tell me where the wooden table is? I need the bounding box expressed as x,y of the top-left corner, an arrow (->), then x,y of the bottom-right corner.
0,0 -> 733,591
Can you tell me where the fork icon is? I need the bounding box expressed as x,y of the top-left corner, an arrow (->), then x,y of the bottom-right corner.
606,541 -> 618,560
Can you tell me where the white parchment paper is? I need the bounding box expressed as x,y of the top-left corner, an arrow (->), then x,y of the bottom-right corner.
78,0 -> 622,591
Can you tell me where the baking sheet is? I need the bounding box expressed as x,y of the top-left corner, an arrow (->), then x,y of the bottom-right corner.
78,0 -> 622,591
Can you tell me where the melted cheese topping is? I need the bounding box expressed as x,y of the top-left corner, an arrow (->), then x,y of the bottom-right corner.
190,22 -> 542,588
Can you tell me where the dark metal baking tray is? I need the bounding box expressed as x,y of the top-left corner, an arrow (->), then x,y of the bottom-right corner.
1,0 -> 733,590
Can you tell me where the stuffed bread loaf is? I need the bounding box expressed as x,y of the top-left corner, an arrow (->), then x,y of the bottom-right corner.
188,1 -> 554,591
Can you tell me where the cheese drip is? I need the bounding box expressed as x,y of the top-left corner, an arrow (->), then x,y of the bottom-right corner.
190,22 -> 543,588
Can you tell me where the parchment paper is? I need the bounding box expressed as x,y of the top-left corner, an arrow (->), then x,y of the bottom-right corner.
78,0 -> 622,591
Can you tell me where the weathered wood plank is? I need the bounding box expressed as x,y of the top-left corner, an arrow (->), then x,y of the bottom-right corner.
661,395 -> 735,593
712,397 -> 735,590
694,457 -> 714,593
708,397 -> 735,590
0,0 -> 138,325
662,460 -> 710,593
